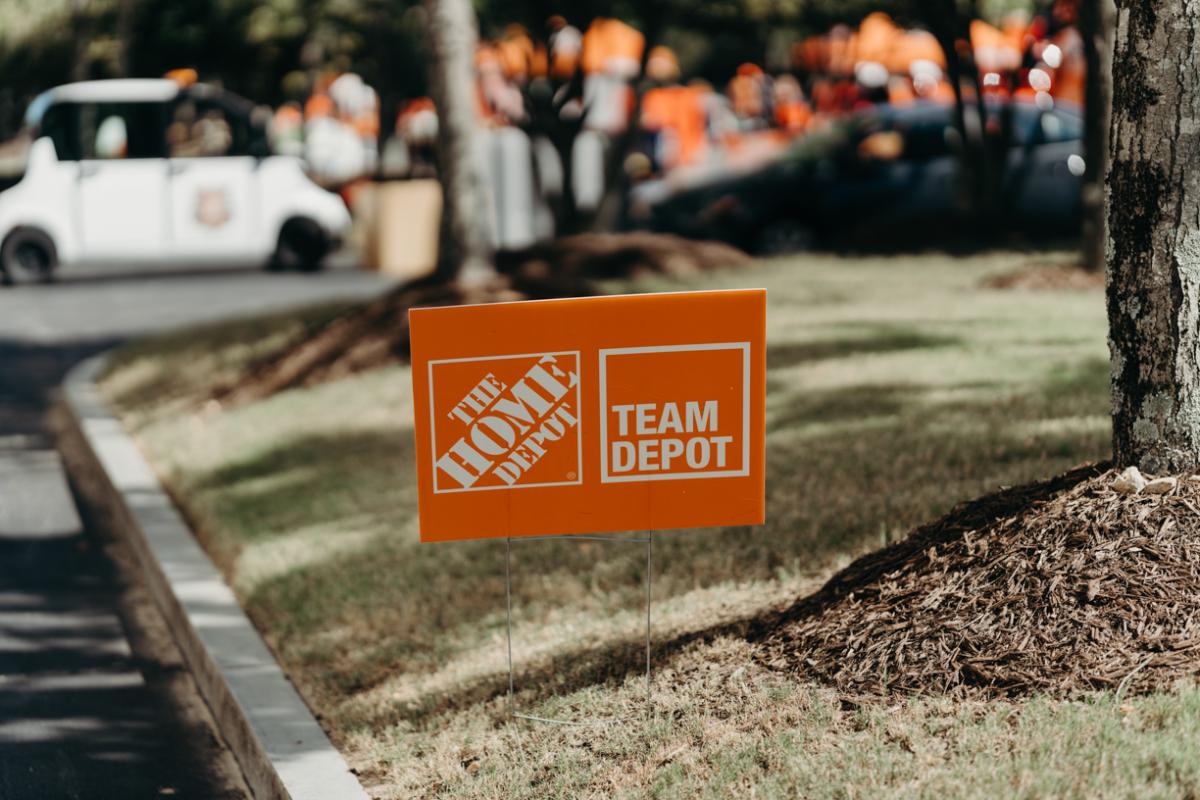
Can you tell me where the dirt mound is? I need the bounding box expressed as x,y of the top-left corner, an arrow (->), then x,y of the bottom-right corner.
759,463 -> 1200,699
982,264 -> 1104,291
212,276 -> 531,408
214,234 -> 747,408
496,232 -> 750,281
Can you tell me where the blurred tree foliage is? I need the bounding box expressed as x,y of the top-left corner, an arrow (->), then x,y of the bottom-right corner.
0,0 -> 1032,141
0,0 -> 430,138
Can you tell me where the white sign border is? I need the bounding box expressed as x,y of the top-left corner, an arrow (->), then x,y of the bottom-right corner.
428,350 -> 584,494
598,342 -> 751,484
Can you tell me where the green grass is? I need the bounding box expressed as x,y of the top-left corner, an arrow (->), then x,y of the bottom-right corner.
96,250 -> 1168,799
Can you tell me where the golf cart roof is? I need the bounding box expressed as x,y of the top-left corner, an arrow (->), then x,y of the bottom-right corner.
24,79 -> 182,127
39,79 -> 180,104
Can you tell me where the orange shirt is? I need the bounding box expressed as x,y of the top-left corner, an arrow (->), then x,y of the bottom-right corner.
774,100 -> 813,132
641,85 -> 707,168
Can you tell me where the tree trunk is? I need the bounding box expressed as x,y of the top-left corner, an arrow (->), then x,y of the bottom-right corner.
424,0 -> 494,284
115,0 -> 135,78
1080,0 -> 1115,271
1107,0 -> 1200,474
71,0 -> 91,82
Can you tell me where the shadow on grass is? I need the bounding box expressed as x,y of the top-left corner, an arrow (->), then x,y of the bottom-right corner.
188,429 -> 413,546
767,383 -> 917,432
162,350 -> 1111,732
342,600 -> 771,733
102,301 -> 355,414
1041,357 -> 1112,405
767,326 -> 962,370
652,355 -> 1111,604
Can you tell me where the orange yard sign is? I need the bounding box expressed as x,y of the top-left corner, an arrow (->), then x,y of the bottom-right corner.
409,289 -> 766,541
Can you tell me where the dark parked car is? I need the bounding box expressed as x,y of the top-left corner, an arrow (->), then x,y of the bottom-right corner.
632,98 -> 1085,253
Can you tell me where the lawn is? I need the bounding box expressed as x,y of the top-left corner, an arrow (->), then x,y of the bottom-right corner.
97,251 -> 1200,798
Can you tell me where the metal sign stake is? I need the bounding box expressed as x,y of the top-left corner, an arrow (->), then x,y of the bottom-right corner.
504,532 -> 653,725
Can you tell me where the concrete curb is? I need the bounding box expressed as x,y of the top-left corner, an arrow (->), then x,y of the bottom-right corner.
59,355 -> 369,800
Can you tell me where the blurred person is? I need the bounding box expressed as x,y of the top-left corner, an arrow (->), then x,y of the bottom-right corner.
624,151 -> 654,183
580,17 -> 643,134
772,74 -> 812,133
329,73 -> 373,119
194,111 -> 233,156
567,16 -> 642,212
971,19 -> 1022,73
792,35 -> 825,75
639,45 -> 681,171
94,115 -> 127,159
827,24 -> 856,77
270,102 -> 305,158
856,11 -> 904,71
166,100 -> 196,155
581,16 -> 643,76
302,77 -> 368,185
547,15 -> 582,81
728,63 -> 771,128
304,75 -> 336,120
809,76 -> 838,114
889,27 -> 945,76
694,78 -> 739,144
498,24 -> 537,83
832,77 -> 863,112
397,97 -> 438,177
641,81 -> 707,171
645,45 -> 679,84
911,61 -> 955,103
476,45 -> 525,124
1004,10 -> 1032,51
298,72 -> 379,184
305,112 -> 365,184
167,101 -> 233,158
854,61 -> 889,106
887,75 -> 916,107
1048,10 -> 1086,106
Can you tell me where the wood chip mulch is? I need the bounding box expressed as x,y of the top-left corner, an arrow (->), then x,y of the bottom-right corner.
496,232 -> 751,281
981,264 -> 1104,291
213,233 -> 748,408
758,463 -> 1200,699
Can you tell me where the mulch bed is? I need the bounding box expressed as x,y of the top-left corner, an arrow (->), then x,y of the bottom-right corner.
982,264 -> 1105,291
212,233 -> 749,408
211,276 -> 526,408
759,463 -> 1200,699
495,232 -> 750,282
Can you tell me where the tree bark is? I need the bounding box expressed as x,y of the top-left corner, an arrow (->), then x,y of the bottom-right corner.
1107,0 -> 1200,473
1080,0 -> 1115,271
424,0 -> 494,284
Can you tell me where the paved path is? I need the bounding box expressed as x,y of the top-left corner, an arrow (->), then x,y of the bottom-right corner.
0,264 -> 393,799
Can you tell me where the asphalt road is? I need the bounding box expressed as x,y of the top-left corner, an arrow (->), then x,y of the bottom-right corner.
0,263 -> 394,799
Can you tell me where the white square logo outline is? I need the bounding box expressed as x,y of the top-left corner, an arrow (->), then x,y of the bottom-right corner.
428,350 -> 584,494
598,342 -> 751,483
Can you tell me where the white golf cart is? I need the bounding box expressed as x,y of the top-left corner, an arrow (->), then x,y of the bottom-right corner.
0,78 -> 351,284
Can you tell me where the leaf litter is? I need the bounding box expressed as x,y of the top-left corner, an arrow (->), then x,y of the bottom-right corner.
760,463 -> 1200,699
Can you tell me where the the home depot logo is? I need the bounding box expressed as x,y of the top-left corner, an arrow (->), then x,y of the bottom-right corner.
428,352 -> 582,493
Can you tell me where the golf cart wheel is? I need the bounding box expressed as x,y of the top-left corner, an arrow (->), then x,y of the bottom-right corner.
272,217 -> 329,273
754,220 -> 816,256
1,227 -> 58,285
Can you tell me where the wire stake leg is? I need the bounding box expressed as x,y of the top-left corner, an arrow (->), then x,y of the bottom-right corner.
505,536 -> 515,720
